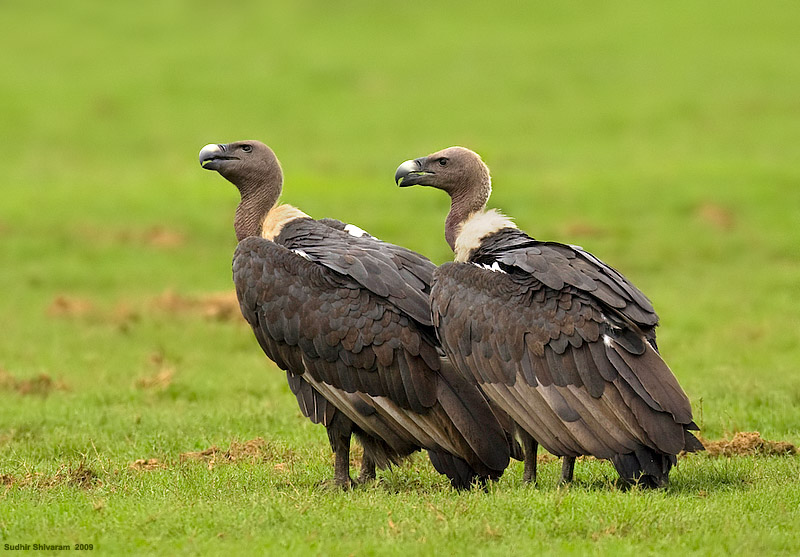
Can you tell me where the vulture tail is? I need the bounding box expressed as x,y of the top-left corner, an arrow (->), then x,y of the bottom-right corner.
353,429 -> 410,470
435,358 -> 514,474
683,430 -> 705,452
611,447 -> 676,488
427,450 -> 492,490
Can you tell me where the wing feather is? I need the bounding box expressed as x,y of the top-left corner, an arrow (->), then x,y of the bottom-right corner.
432,259 -> 697,460
235,233 -> 512,477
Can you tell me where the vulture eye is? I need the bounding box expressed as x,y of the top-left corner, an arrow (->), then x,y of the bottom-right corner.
241,145 -> 253,153
438,158 -> 448,166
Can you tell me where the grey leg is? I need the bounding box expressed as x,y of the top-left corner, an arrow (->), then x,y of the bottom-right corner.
326,414 -> 354,488
519,429 -> 538,484
332,437 -> 352,488
560,456 -> 576,484
356,452 -> 376,484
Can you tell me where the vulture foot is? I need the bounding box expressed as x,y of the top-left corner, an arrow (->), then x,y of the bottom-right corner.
356,455 -> 376,484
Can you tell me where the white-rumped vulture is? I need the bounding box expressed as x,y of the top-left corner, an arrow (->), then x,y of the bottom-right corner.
395,146 -> 704,487
199,140 -> 516,488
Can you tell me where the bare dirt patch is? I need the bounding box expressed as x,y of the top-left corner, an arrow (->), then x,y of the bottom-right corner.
135,353 -> 175,391
47,290 -> 243,327
560,220 -> 607,239
135,368 -> 174,391
178,438 -> 296,471
695,202 -> 736,230
1,462 -> 101,490
76,224 -> 186,249
151,290 -> 243,323
129,458 -> 165,471
47,295 -> 96,318
701,431 -> 797,457
139,226 -> 186,248
538,453 -> 558,464
0,368 -> 69,397
180,438 -> 271,464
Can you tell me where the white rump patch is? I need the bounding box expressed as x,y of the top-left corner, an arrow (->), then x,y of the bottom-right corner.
344,223 -> 369,238
603,334 -> 613,347
473,261 -> 506,274
292,249 -> 312,261
454,209 -> 517,262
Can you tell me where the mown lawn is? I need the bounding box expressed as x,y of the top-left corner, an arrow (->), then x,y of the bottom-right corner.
1,1 -> 799,555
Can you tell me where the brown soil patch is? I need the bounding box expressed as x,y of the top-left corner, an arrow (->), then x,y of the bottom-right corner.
0,368 -> 69,397
110,302 -> 141,331
180,446 -> 220,463
47,295 -> 96,318
1,462 -> 100,490
180,438 -> 271,464
135,352 -> 175,390
129,458 -> 165,471
701,431 -> 797,457
47,290 -> 243,326
64,461 -> 101,489
78,224 -> 186,249
561,220 -> 607,239
178,438 -> 296,471
135,368 -> 174,390
140,226 -> 186,248
151,290 -> 243,323
695,202 -> 736,230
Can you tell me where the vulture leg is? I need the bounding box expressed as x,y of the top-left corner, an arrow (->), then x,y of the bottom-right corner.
519,429 -> 538,484
560,456 -> 576,484
356,452 -> 376,484
326,413 -> 354,488
332,442 -> 352,488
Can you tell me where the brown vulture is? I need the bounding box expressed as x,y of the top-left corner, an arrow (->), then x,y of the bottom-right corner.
395,146 -> 704,487
199,140 -> 515,488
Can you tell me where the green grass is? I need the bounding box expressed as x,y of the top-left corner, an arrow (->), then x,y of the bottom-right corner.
2,0 -> 800,554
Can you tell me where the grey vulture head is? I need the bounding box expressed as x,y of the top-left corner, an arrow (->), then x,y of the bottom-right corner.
200,140 -> 286,241
199,140 -> 283,197
394,146 -> 491,196
395,146 -> 494,250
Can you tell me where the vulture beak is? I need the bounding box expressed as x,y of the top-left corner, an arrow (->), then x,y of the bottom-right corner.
395,157 -> 432,187
199,143 -> 235,171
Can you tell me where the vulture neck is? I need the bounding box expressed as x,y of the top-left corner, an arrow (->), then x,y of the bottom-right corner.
235,194 -> 276,242
445,187 -> 490,251
233,171 -> 283,241
235,189 -> 310,242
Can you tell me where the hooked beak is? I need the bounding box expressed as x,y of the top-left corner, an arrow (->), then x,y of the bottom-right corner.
394,157 -> 432,187
199,143 -> 237,171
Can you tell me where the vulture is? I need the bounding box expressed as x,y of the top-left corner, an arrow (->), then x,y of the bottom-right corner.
199,140 -> 515,488
395,146 -> 704,488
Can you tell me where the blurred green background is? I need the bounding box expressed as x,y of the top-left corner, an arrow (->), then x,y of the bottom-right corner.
1,0 -> 799,552
3,0 -> 799,419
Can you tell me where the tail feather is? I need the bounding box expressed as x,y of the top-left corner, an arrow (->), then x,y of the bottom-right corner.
611,446 -> 675,488
427,450 -> 492,490
683,430 -> 705,453
353,430 -> 412,470
435,358 -> 512,474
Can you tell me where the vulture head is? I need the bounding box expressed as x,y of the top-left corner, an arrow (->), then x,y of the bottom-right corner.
200,140 -> 286,241
199,140 -> 283,197
394,146 -> 491,198
395,147 -> 494,250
